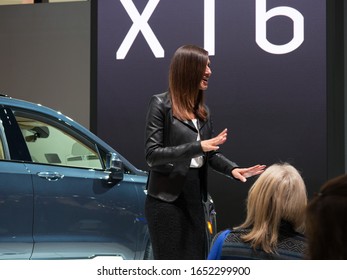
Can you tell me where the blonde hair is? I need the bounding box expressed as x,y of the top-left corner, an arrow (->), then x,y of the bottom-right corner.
235,163 -> 307,253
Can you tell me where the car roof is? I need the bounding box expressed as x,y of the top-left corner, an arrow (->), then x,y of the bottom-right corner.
0,95 -> 97,141
0,95 -> 146,176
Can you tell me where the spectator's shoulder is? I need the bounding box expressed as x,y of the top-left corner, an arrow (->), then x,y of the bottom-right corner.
224,228 -> 250,242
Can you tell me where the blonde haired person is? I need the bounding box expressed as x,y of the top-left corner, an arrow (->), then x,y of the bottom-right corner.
208,163 -> 307,259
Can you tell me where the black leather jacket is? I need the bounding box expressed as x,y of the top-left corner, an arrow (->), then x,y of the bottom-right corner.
145,92 -> 238,202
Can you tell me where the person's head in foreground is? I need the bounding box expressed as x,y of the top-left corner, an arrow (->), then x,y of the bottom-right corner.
306,174 -> 347,259
236,162 -> 307,254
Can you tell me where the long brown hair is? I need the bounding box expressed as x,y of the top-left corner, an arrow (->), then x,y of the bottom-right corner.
235,163 -> 307,253
169,45 -> 208,121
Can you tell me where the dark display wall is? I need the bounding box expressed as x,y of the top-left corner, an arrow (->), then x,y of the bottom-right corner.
96,0 -> 327,229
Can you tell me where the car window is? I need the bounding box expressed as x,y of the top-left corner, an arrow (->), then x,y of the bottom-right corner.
15,115 -> 103,170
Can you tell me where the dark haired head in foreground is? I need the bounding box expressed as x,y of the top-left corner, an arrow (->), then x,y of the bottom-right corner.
306,174 -> 347,260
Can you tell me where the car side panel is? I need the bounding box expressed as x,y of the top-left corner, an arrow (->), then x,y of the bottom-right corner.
26,163 -> 143,260
0,161 -> 34,259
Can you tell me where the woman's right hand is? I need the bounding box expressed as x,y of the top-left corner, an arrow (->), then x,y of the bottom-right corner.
201,128 -> 228,152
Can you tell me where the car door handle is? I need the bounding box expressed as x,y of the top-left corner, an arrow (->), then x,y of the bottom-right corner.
37,172 -> 64,181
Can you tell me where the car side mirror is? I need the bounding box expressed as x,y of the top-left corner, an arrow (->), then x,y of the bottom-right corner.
106,152 -> 124,182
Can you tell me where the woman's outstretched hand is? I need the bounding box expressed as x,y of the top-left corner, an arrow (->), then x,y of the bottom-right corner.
201,130 -> 266,182
201,129 -> 228,152
231,164 -> 266,182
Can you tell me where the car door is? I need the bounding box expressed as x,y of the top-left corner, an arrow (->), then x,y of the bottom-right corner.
26,164 -> 140,260
0,161 -> 33,260
0,107 -> 34,259
12,109 -> 142,260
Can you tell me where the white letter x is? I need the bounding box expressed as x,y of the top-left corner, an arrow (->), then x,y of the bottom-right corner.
116,0 -> 164,60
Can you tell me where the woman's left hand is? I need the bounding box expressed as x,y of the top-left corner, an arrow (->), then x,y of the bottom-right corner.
231,164 -> 266,182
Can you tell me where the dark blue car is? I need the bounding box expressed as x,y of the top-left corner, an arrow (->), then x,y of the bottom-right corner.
0,95 -> 216,260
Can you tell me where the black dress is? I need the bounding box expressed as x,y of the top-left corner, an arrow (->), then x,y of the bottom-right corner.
145,168 -> 206,260
144,92 -> 238,260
